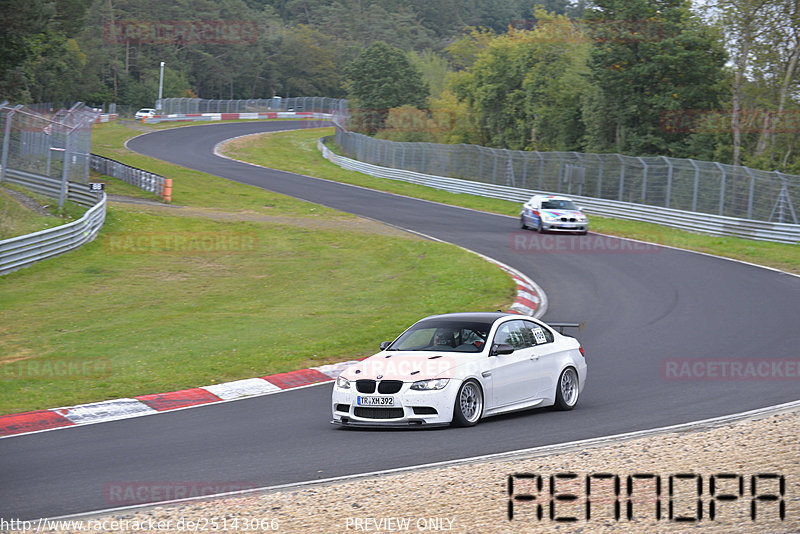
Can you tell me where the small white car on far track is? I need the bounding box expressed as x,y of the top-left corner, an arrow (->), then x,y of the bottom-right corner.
134,108 -> 156,119
520,195 -> 589,234
331,312 -> 586,428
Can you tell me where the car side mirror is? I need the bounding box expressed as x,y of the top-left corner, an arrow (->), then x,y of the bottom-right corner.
576,206 -> 584,211
491,343 -> 515,356
379,341 -> 392,351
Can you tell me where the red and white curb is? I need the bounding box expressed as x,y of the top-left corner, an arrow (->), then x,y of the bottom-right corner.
0,262 -> 542,439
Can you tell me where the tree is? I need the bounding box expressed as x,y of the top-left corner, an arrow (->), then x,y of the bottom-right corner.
584,0 -> 727,157
344,41 -> 429,133
451,9 -> 589,150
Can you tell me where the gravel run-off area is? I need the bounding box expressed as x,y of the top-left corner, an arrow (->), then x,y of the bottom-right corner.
29,404 -> 799,534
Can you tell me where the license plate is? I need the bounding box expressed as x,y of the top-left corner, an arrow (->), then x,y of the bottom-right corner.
357,396 -> 394,406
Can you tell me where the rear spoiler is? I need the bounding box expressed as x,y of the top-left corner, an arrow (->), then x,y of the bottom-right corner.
547,322 -> 584,334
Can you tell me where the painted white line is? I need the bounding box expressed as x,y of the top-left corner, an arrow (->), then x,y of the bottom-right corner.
202,378 -> 281,400
312,361 -> 362,379
52,399 -> 157,425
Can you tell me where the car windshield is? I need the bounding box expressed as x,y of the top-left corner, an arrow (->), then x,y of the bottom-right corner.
541,199 -> 578,210
387,319 -> 492,353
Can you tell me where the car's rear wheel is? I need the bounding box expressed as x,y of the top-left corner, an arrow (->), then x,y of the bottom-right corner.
452,379 -> 483,426
553,367 -> 579,410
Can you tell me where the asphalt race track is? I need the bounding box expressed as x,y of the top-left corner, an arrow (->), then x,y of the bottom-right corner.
2,121 -> 799,520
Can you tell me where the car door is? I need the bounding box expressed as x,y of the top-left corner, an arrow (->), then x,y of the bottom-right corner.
488,320 -> 538,408
524,198 -> 540,227
523,320 -> 561,400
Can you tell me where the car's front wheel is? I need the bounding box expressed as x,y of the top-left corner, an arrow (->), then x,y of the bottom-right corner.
520,216 -> 528,230
553,367 -> 579,410
452,379 -> 484,426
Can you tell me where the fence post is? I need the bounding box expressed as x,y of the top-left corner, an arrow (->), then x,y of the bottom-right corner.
617,154 -> 626,201
689,159 -> 699,211
746,167 -> 755,220
715,162 -> 726,215
637,157 -> 647,203
0,109 -> 13,184
59,128 -> 72,209
537,152 -> 544,190
595,154 -> 603,197
663,156 -> 673,208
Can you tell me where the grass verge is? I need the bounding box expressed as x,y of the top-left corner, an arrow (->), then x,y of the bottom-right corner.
0,121 -> 514,414
221,127 -> 800,275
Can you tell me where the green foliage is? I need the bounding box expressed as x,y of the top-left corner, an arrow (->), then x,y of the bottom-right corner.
451,10 -> 590,150
345,42 -> 429,133
583,0 -> 727,157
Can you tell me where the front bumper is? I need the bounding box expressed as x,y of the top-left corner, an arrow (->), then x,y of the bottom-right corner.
331,380 -> 459,427
541,221 -> 588,232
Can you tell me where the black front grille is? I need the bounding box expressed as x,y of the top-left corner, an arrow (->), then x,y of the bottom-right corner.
378,380 -> 403,394
356,380 -> 403,394
354,407 -> 404,419
356,380 -> 376,393
335,404 -> 350,413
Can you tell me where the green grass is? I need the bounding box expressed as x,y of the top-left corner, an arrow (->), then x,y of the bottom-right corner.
221,127 -> 800,275
0,188 -> 62,240
0,121 -> 515,414
0,185 -> 85,240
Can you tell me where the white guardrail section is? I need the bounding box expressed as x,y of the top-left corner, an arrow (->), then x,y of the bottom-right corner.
318,138 -> 800,244
0,169 -> 106,276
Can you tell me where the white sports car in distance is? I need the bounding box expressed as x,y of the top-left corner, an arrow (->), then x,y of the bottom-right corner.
331,312 -> 586,428
520,195 -> 588,234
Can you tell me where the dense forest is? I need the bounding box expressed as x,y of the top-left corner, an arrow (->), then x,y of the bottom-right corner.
1,0 -> 798,171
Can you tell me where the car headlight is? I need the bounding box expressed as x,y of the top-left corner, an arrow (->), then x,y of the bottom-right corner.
410,378 -> 450,391
336,376 -> 351,389
541,214 -> 557,222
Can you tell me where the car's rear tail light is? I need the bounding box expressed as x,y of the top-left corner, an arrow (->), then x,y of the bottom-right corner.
579,346 -> 585,358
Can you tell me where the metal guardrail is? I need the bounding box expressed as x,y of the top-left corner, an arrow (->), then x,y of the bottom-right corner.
0,169 -> 106,275
332,105 -> 800,229
318,137 -> 800,244
90,153 -> 170,201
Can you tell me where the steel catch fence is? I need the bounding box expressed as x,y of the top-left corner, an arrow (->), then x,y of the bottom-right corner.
331,107 -> 799,231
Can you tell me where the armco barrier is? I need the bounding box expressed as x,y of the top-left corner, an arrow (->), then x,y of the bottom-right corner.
0,169 -> 106,275
318,138 -> 800,244
144,111 -> 332,124
90,154 -> 171,202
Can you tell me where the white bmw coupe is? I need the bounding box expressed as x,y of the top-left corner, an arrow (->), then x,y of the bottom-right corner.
332,312 -> 586,428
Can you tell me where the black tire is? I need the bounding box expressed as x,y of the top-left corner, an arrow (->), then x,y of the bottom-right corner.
536,219 -> 544,233
452,379 -> 484,427
553,367 -> 579,410
520,216 -> 528,230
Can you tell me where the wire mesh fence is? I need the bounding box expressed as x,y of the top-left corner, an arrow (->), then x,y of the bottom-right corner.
332,108 -> 799,225
1,102 -> 99,194
156,97 -> 347,115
